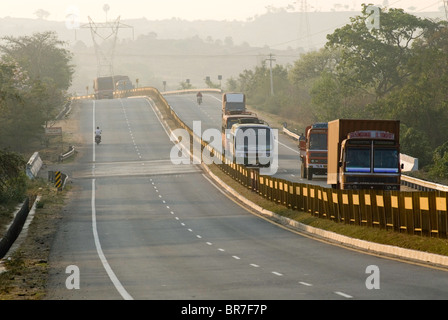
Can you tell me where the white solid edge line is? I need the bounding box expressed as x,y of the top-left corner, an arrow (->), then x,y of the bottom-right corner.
91,100 -> 133,300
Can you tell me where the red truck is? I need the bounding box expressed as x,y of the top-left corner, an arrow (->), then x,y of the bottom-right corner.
299,123 -> 328,180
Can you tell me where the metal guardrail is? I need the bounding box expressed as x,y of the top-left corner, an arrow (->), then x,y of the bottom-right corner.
76,86 -> 448,239
58,145 -> 76,162
401,175 -> 448,192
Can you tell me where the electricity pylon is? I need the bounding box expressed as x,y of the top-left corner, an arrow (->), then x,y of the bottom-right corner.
297,0 -> 312,51
81,6 -> 133,77
444,0 -> 448,19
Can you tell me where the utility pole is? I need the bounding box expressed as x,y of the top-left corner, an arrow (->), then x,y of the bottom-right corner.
266,53 -> 276,96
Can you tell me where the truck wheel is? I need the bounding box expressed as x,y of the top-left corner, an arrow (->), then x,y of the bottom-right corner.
307,168 -> 313,180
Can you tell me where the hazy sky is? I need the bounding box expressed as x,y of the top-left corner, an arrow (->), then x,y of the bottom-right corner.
0,0 -> 444,22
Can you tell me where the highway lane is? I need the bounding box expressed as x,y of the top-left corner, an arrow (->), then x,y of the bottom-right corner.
46,96 -> 448,300
164,93 -> 329,187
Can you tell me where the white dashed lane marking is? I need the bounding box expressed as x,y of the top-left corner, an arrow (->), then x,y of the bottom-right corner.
148,173 -> 354,299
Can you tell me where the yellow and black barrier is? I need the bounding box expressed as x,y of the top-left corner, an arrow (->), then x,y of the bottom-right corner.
54,171 -> 62,190
48,170 -> 67,191
219,161 -> 448,238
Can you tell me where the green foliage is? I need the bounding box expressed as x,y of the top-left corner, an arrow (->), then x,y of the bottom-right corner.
204,78 -> 221,89
178,81 -> 195,90
0,149 -> 27,203
227,6 -> 448,174
0,32 -> 74,151
326,5 -> 437,99
227,62 -> 291,113
399,125 -> 432,167
0,31 -> 74,91
429,142 -> 448,180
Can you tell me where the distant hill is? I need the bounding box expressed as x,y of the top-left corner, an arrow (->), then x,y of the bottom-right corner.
0,10 -> 444,94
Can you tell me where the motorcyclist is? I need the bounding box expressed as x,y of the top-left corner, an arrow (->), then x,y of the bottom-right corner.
95,126 -> 102,142
196,91 -> 203,104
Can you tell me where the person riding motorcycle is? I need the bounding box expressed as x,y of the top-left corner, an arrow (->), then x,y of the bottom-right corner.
95,126 -> 102,143
196,91 -> 203,104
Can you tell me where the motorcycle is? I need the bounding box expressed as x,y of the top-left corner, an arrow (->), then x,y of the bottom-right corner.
197,96 -> 202,105
95,134 -> 101,145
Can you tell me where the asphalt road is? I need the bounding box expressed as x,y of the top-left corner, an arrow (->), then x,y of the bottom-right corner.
164,92 -> 329,187
46,97 -> 448,301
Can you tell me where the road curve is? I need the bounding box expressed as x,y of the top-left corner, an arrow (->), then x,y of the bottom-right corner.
164,92 -> 329,187
45,97 -> 448,300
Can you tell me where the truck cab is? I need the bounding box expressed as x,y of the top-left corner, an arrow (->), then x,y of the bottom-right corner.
222,113 -> 260,155
300,123 -> 328,180
228,123 -> 273,168
338,130 -> 401,190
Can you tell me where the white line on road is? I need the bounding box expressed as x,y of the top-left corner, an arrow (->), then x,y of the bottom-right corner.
250,264 -> 260,268
92,100 -> 133,300
299,282 -> 313,287
334,291 -> 353,299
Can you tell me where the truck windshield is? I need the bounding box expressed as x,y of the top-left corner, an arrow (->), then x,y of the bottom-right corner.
345,147 -> 371,173
374,148 -> 399,173
309,133 -> 327,150
234,128 -> 271,151
227,118 -> 257,129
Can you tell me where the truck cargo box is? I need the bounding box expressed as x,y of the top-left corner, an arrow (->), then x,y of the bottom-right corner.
222,93 -> 246,114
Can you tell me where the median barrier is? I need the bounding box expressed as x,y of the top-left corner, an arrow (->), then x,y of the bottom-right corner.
153,88 -> 448,239
219,161 -> 448,238
81,86 -> 448,239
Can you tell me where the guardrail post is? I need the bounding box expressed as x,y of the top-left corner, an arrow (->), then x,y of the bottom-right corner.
436,192 -> 448,238
321,188 -> 330,219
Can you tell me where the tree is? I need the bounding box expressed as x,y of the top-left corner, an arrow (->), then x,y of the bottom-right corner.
0,32 -> 75,150
0,31 -> 74,91
289,48 -> 340,89
289,48 -> 342,121
429,142 -> 448,180
326,5 -> 437,99
0,149 -> 26,203
34,9 -> 50,20
373,21 -> 448,163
